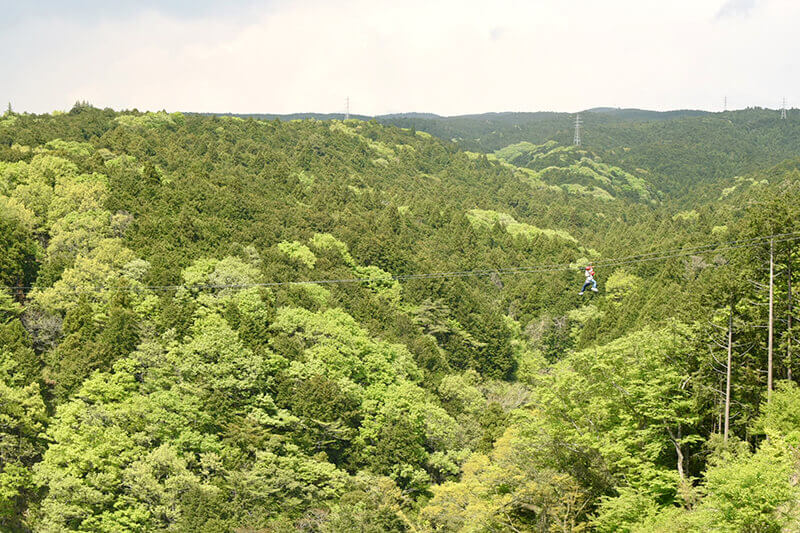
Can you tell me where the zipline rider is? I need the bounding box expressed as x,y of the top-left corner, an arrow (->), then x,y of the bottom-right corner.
579,265 -> 599,296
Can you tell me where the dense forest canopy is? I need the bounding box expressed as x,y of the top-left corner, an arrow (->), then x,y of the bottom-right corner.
1,104 -> 800,531
223,108 -> 800,203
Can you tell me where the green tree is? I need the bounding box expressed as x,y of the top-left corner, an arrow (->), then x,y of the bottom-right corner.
0,328 -> 47,530
0,196 -> 39,289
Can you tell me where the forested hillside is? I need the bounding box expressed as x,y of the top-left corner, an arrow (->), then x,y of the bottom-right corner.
2,105 -> 800,531
233,108 -> 800,203
378,108 -> 800,202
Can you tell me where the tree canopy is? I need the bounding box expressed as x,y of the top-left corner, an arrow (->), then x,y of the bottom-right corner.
1,106 -> 800,531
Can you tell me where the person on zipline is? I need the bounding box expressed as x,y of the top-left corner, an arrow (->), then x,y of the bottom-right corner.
579,265 -> 598,295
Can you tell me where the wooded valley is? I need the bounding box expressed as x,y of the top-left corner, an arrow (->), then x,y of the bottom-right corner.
2,104 -> 800,531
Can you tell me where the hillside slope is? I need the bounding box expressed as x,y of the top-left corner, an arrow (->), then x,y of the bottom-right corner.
2,106 -> 800,531
377,109 -> 800,202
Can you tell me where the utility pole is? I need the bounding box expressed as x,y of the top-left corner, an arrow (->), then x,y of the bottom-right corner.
345,96 -> 350,120
768,238 -> 775,398
781,97 -> 787,120
788,261 -> 793,381
573,113 -> 582,146
724,297 -> 733,442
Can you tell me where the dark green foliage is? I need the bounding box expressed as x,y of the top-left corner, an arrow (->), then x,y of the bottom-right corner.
0,318 -> 40,386
0,203 -> 39,289
95,293 -> 140,367
43,297 -> 98,401
277,374 -> 360,464
477,402 -> 508,453
367,414 -> 428,482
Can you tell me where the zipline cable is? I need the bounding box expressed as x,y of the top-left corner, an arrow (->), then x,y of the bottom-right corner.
3,231 -> 800,295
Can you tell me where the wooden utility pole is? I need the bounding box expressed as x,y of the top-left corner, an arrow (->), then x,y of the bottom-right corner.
724,298 -> 733,442
768,239 -> 775,398
789,261 -> 793,381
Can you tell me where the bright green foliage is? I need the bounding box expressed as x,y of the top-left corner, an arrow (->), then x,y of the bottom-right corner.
673,209 -> 700,222
323,474 -> 409,532
604,270 -> 642,300
115,111 -> 182,129
271,307 -> 419,388
47,172 -> 108,223
755,381 -> 800,439
0,115 -> 18,128
169,312 -> 263,408
310,232 -> 354,264
183,255 -> 261,289
423,427 -> 589,532
535,326 -> 701,526
46,210 -> 112,256
359,381 -> 464,490
421,325 -> 704,531
633,436 -> 800,532
467,208 -> 578,244
10,181 -> 53,227
32,239 -> 140,315
278,240 -> 317,269
26,154 -> 79,187
287,283 -> 331,309
0,290 -> 22,321
0,161 -> 30,193
493,142 -> 655,202
627,383 -> 800,532
700,438 -> 799,532
353,264 -> 401,301
34,369 -> 205,531
42,139 -> 95,157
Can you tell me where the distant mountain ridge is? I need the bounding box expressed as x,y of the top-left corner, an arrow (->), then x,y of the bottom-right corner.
583,107 -> 710,120
202,112 -> 374,121
198,109 -> 712,122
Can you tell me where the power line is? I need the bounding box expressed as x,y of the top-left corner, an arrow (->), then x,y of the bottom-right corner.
592,232 -> 800,268
4,231 -> 799,296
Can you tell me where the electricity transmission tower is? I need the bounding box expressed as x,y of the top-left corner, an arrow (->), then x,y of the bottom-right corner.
724,96 -> 727,111
345,97 -> 350,120
573,114 -> 582,146
781,97 -> 787,120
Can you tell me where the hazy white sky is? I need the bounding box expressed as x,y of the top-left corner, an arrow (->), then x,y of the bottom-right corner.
2,0 -> 798,115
